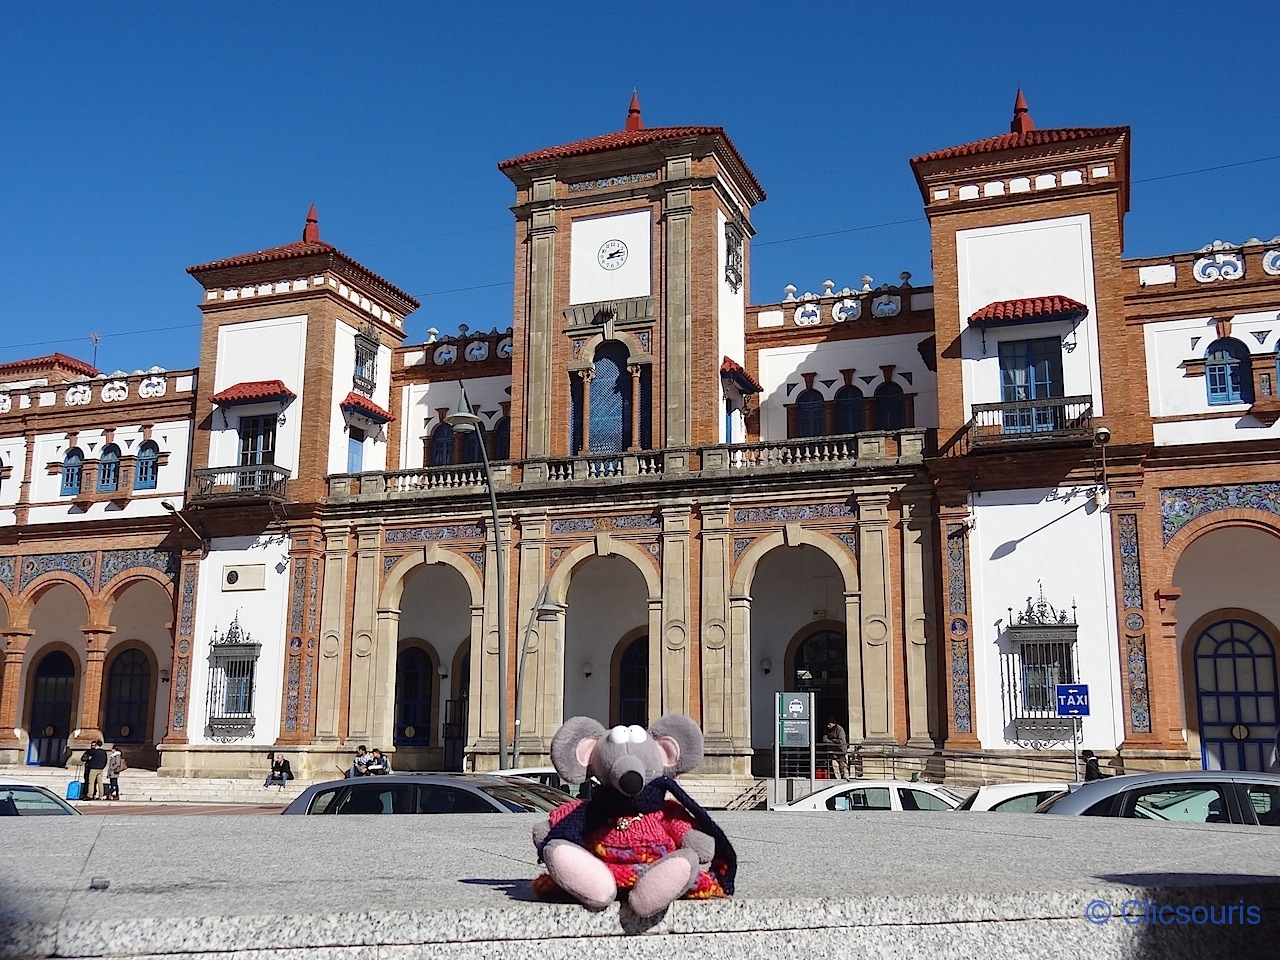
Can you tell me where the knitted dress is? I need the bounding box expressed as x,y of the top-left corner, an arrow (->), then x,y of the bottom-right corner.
532,797 -> 728,901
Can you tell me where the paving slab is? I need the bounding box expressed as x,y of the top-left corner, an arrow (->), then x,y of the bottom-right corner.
2,811 -> 1279,959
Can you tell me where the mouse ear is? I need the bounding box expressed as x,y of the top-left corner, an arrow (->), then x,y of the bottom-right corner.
550,716 -> 608,783
648,715 -> 704,776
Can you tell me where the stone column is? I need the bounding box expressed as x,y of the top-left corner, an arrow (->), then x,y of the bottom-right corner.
843,592 -> 864,741
901,490 -> 934,744
857,493 -> 893,740
628,363 -> 642,452
0,628 -> 34,743
1154,586 -> 1186,748
698,501 -> 736,759
660,504 -> 692,715
728,595 -> 752,755
524,198 -> 557,458
346,525 -> 382,743
372,607 -> 400,747
663,163 -> 694,448
77,626 -> 116,742
314,526 -> 351,743
515,513 -> 550,757
579,368 -> 594,452
162,554 -> 201,745
474,516 -> 513,764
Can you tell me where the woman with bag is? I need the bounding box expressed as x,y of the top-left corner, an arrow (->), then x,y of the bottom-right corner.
106,746 -> 127,801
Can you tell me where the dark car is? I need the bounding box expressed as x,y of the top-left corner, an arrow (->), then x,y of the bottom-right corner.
281,773 -> 571,815
1035,769 -> 1280,825
0,783 -> 82,816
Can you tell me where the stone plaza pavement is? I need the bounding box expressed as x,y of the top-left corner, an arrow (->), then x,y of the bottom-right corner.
3,811 -> 1279,959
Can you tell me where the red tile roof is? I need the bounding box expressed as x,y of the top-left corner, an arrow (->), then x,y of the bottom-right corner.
720,356 -> 762,393
209,380 -> 297,405
968,296 -> 1089,325
0,353 -> 100,378
911,126 -> 1128,165
500,126 -> 764,201
339,391 -> 394,423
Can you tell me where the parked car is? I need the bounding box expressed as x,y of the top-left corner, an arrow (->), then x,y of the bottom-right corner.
281,773 -> 571,815
1034,770 -> 1280,825
491,766 -> 594,799
954,781 -> 1073,813
772,779 -> 970,812
0,783 -> 82,816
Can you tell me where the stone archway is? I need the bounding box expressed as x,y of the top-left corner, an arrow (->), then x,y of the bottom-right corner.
105,577 -> 172,763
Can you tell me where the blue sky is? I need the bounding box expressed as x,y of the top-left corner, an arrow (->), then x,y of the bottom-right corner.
2,2 -> 1277,375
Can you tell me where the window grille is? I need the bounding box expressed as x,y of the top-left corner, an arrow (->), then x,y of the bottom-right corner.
205,615 -> 261,740
724,220 -> 744,293
999,589 -> 1079,740
353,323 -> 379,393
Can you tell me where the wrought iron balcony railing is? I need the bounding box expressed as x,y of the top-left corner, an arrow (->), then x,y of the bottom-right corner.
968,395 -> 1093,447
193,464 -> 291,502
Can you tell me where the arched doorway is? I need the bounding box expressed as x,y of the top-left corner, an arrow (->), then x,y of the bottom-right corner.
394,646 -> 434,748
615,634 -> 649,728
564,555 -> 649,722
28,650 -> 76,766
1193,618 -> 1279,771
103,648 -> 151,744
792,628 -> 849,731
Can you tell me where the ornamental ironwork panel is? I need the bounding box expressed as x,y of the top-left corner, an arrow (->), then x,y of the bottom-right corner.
205,615 -> 261,741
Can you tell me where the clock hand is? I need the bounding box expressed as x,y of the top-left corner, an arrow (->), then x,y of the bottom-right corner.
606,249 -> 623,260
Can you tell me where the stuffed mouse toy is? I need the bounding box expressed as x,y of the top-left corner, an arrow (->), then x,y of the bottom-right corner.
531,714 -> 737,917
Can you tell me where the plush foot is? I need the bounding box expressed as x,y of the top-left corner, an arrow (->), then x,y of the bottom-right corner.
542,840 -> 617,910
627,849 -> 699,918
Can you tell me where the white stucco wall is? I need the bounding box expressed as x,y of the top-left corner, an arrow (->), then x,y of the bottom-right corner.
755,332 -> 939,441
0,437 -> 25,526
400,375 -> 511,470
328,323 -> 394,475
717,209 -> 746,444
967,486 -> 1123,750
562,555 -> 650,723
1145,310 -> 1280,446
956,215 -> 1103,415
569,210 -> 652,305
398,563 -> 474,745
208,316 -> 306,472
187,534 -> 292,746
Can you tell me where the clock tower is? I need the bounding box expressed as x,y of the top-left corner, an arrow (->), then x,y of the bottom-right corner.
499,94 -> 766,461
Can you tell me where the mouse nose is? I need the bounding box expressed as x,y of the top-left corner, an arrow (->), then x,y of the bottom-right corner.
619,770 -> 644,796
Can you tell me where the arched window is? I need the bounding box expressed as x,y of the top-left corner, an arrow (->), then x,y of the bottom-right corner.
834,386 -> 865,435
794,389 -> 826,437
61,448 -> 84,496
104,649 -> 150,743
873,382 -> 906,430
1205,338 -> 1253,405
492,418 -> 511,461
29,650 -> 76,765
394,647 -> 433,746
97,444 -> 121,492
589,342 -> 632,454
135,441 -> 160,490
460,430 -> 483,465
617,636 -> 649,728
1195,618 -> 1279,770
429,425 -> 455,467
794,629 -> 849,733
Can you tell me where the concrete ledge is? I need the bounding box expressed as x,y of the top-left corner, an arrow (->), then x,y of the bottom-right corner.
3,812 -> 1279,958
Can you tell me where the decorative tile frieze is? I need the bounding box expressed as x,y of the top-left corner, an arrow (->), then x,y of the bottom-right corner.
0,556 -> 13,592
643,541 -> 660,558
466,551 -> 486,570
636,331 -> 651,353
1160,483 -> 1280,543
946,524 -> 967,615
732,503 -> 854,524
385,524 -> 483,543
951,638 -> 972,734
307,558 -> 320,637
284,656 -> 301,733
98,548 -> 178,591
290,562 -> 306,633
837,533 -> 858,555
733,538 -> 753,562
383,555 -> 402,577
19,552 -> 96,591
1116,514 -> 1144,610
1127,634 -> 1152,733
550,515 -> 660,534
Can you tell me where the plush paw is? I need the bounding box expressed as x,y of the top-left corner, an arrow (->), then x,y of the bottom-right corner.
627,849 -> 699,917
542,839 -> 617,910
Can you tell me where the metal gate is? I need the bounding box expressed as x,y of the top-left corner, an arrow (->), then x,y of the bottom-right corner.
1195,618 -> 1280,771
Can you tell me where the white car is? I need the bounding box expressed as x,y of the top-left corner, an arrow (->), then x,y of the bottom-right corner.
490,766 -> 588,799
771,779 -> 970,812
953,781 -> 1072,813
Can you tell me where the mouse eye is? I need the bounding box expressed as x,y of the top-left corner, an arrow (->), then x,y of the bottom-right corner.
608,725 -> 629,744
627,725 -> 648,743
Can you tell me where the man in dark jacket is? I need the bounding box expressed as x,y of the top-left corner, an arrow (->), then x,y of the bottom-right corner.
81,740 -> 108,800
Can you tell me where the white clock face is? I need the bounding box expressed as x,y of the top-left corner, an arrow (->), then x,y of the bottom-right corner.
597,239 -> 628,271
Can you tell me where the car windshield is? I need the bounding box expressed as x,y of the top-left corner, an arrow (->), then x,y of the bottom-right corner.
1032,791 -> 1070,813
937,786 -> 970,803
0,786 -> 76,816
478,781 -> 569,813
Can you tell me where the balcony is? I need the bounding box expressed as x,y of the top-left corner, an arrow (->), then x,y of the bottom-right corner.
327,431 -> 927,502
967,395 -> 1093,449
192,465 -> 291,503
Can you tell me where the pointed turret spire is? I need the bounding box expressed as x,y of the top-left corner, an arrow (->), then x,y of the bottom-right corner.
625,90 -> 643,132
1010,88 -> 1034,134
303,203 -> 320,243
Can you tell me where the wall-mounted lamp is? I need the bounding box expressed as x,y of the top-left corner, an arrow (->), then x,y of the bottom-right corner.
159,668 -> 171,684
582,661 -> 594,679
437,665 -> 449,679
161,500 -> 208,556
759,658 -> 773,675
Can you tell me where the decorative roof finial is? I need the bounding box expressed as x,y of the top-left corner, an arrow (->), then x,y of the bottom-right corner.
1010,88 -> 1034,134
626,90 -> 643,132
303,202 -> 320,243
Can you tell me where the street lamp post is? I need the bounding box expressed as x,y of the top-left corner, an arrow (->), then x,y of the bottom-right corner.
512,579 -> 565,769
446,385 -> 509,769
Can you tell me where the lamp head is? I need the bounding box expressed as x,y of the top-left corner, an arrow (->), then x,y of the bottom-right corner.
161,500 -> 177,513
444,384 -> 482,434
1094,426 -> 1111,446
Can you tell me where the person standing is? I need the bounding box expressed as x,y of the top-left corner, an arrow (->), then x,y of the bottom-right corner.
106,746 -> 127,801
80,740 -> 109,800
822,718 -> 850,779
1082,749 -> 1103,781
